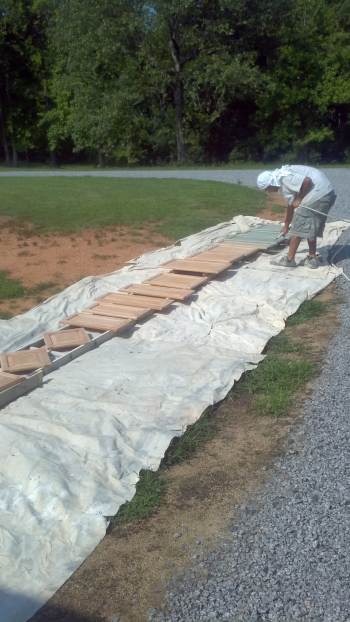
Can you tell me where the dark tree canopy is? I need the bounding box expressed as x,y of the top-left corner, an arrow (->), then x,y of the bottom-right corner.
0,0 -> 349,165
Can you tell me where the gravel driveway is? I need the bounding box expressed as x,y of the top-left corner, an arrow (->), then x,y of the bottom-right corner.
4,167 -> 350,621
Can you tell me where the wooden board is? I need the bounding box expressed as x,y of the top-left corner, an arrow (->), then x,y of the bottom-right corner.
44,328 -> 90,351
190,245 -> 261,262
125,283 -> 193,301
0,371 -> 25,390
218,242 -> 262,251
164,259 -> 231,275
0,348 -> 51,373
147,273 -> 208,289
100,292 -> 174,311
88,303 -> 151,321
62,313 -> 133,333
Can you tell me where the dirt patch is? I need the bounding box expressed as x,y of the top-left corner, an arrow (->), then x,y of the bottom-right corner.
30,284 -> 341,622
258,193 -> 286,221
0,221 -> 171,317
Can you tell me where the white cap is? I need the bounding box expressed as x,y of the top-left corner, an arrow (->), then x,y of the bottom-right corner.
257,171 -> 279,190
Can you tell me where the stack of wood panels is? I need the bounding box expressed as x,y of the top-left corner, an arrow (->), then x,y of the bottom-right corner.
59,241 -> 264,333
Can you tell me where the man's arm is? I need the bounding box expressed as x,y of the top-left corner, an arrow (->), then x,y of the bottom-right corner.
282,176 -> 314,235
291,176 -> 313,208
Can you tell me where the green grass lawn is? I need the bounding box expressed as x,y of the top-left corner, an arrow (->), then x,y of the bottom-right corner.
0,177 -> 266,239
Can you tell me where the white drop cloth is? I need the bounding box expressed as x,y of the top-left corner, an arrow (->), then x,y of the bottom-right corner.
0,216 -> 348,622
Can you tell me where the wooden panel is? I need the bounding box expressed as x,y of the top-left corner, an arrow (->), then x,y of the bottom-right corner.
125,283 -> 193,301
164,259 -> 231,275
100,292 -> 174,311
190,245 -> 261,262
44,328 -> 90,351
147,273 -> 208,289
0,348 -> 51,373
0,371 -> 25,390
62,313 -> 132,333
218,242 -> 261,251
88,303 -> 151,321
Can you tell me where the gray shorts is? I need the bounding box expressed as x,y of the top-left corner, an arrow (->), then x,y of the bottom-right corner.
288,190 -> 337,240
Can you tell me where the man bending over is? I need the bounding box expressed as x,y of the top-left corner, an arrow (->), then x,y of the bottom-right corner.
257,165 -> 336,268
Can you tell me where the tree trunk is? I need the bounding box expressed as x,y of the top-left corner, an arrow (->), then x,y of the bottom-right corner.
0,99 -> 10,164
174,78 -> 186,163
169,34 -> 186,163
50,150 -> 58,167
11,138 -> 18,167
4,72 -> 17,166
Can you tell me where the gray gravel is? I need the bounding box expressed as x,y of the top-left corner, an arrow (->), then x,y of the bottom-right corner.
147,170 -> 350,622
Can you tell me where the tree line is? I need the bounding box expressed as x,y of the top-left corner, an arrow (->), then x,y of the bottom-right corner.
1,0 -> 350,166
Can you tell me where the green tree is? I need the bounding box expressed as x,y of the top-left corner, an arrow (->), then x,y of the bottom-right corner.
45,0 -> 146,164
254,0 -> 350,162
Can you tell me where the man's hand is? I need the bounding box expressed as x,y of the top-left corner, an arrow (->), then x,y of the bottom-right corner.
281,223 -> 289,236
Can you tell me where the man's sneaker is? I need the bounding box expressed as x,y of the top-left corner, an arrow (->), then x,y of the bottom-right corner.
270,255 -> 297,268
303,254 -> 322,269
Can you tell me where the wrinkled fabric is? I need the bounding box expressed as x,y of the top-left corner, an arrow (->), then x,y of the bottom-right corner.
0,217 -> 347,622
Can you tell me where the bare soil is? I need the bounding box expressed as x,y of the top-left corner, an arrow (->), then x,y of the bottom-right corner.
0,219 -> 170,317
29,284 -> 340,622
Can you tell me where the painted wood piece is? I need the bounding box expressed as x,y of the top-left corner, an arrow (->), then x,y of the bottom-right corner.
62,313 -> 133,333
125,283 -> 193,301
44,328 -> 90,351
0,371 -> 25,390
164,259 -> 231,275
0,348 -> 51,373
88,303 -> 151,321
100,292 -> 174,311
190,245 -> 261,262
214,243 -> 262,254
148,273 -> 208,289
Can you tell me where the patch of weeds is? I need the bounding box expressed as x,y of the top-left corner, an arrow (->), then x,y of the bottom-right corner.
265,332 -> 305,354
0,271 -> 26,299
108,470 -> 166,530
162,408 -> 216,467
238,356 -> 315,417
287,299 -> 329,326
93,254 -> 113,260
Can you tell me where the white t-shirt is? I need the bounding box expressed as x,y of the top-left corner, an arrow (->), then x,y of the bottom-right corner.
278,165 -> 334,206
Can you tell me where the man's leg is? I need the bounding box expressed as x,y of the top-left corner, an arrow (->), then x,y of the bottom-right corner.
307,238 -> 317,256
287,236 -> 302,260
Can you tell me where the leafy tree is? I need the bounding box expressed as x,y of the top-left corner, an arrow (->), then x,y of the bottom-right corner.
45,0 -> 146,164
